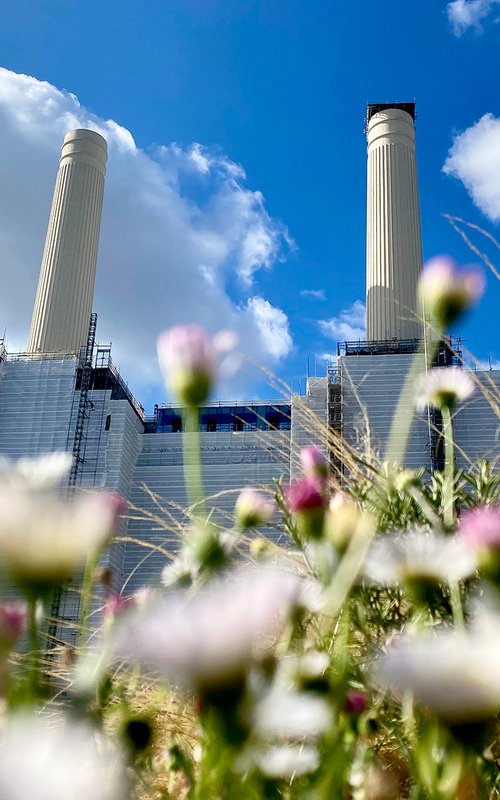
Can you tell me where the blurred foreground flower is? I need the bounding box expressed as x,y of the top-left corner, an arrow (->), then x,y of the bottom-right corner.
115,565 -> 303,695
235,487 -> 274,530
419,256 -> 484,329
255,744 -> 319,779
374,621 -> 500,723
0,457 -> 123,597
0,451 -> 73,490
0,714 -> 128,800
416,367 -> 475,412
157,324 -> 236,407
460,505 -> 500,580
363,530 -> 477,589
459,505 -> 500,550
252,687 -> 332,739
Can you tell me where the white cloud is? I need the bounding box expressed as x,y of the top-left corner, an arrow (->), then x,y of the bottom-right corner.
319,300 -> 366,342
244,297 -> 292,360
299,289 -> 325,301
0,68 -> 293,404
443,113 -> 500,221
446,0 -> 498,35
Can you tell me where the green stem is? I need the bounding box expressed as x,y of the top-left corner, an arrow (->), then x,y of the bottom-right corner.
77,553 -> 98,649
182,406 -> 206,517
385,335 -> 440,466
442,406 -> 455,530
27,598 -> 40,699
450,581 -> 464,631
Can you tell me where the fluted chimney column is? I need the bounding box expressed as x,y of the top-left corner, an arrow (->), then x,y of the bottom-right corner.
27,129 -> 108,354
366,105 -> 423,341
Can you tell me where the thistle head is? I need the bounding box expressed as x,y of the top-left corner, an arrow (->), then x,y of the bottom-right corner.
285,479 -> 326,540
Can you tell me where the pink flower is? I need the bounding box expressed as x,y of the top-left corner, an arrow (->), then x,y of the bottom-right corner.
104,594 -> 134,624
300,446 -> 328,481
286,479 -> 325,513
157,325 -> 217,407
419,256 -> 484,328
0,602 -> 26,652
235,487 -> 274,530
459,506 -> 500,550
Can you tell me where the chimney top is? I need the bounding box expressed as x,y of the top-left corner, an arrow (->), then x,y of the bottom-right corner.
366,102 -> 415,124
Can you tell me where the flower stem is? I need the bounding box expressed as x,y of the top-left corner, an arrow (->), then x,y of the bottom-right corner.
77,554 -> 98,649
182,406 -> 206,517
27,598 -> 40,699
450,580 -> 464,632
442,406 -> 455,530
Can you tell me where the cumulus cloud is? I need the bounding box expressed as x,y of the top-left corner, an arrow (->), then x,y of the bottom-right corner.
446,0 -> 499,35
299,289 -> 325,300
443,113 -> 500,221
319,300 -> 366,342
244,297 -> 292,359
0,68 -> 293,404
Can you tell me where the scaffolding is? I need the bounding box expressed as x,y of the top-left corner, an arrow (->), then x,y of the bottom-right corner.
68,314 -> 97,487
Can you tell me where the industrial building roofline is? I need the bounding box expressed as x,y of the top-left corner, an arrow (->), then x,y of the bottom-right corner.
337,337 -> 463,366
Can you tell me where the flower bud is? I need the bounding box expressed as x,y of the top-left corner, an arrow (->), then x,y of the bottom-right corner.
326,493 -> 370,554
286,479 -> 325,539
419,256 -> 484,329
300,446 -> 328,483
157,324 -> 217,407
235,488 -> 274,530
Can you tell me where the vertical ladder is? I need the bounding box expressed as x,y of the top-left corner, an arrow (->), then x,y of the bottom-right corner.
68,313 -> 97,487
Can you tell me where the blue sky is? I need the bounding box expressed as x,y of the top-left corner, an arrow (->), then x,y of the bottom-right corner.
0,0 -> 499,410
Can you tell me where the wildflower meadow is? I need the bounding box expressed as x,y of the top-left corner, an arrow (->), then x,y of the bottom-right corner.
0,258 -> 499,799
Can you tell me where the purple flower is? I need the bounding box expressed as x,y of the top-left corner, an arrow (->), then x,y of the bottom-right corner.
344,690 -> 368,715
235,487 -> 274,530
300,446 -> 328,482
157,324 -> 219,407
419,256 -> 484,328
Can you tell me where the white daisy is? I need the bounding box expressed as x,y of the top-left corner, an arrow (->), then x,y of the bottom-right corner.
416,367 -> 475,412
363,530 -> 477,586
115,565 -> 303,693
374,622 -> 500,722
0,713 -> 127,800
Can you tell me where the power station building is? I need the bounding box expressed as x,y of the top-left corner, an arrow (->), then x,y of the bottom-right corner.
0,105 -> 499,634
